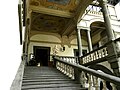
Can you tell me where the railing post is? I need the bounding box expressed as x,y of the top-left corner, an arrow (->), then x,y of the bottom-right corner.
53,56 -> 57,68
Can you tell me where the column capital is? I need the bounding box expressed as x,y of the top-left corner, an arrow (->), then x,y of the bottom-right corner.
77,26 -> 90,31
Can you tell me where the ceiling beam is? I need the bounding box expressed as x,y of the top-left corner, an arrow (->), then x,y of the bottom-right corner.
30,5 -> 73,18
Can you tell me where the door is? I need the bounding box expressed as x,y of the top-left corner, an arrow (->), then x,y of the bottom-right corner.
34,46 -> 50,66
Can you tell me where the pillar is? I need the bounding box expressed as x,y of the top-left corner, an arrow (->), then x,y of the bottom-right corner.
99,0 -> 120,89
99,0 -> 115,41
75,28 -> 83,86
76,28 -> 83,57
87,30 -> 93,52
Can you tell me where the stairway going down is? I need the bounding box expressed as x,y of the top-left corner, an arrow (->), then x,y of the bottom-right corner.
21,66 -> 87,90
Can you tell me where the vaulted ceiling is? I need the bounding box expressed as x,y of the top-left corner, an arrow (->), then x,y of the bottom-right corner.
26,0 -> 93,38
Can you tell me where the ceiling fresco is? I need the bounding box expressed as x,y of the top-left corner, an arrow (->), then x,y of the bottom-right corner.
28,0 -> 93,39
30,0 -> 80,13
47,0 -> 70,5
31,12 -> 70,33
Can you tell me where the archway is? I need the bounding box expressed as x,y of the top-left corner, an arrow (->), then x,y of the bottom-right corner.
90,21 -> 106,49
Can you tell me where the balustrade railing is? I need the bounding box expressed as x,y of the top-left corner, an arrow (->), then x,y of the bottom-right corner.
55,56 -> 78,79
53,56 -> 120,90
81,37 -> 120,65
81,46 -> 108,65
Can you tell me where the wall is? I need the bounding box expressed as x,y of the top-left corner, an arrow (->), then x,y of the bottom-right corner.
28,34 -> 88,62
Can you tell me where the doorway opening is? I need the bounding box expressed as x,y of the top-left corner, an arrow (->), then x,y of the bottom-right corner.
74,49 -> 87,57
34,46 -> 50,66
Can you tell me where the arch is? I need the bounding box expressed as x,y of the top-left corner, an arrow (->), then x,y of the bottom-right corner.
30,34 -> 61,43
89,20 -> 106,45
88,18 -> 104,28
77,20 -> 88,27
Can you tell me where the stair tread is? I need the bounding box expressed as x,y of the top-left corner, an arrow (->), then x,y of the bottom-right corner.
22,66 -> 87,90
22,83 -> 82,89
22,87 -> 87,90
22,79 -> 74,82
22,81 -> 78,85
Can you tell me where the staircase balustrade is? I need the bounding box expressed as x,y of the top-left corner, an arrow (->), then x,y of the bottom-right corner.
53,56 -> 120,90
55,56 -> 78,79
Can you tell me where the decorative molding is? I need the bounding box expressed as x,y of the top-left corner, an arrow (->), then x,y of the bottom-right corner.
30,5 -> 73,18
30,40 -> 78,47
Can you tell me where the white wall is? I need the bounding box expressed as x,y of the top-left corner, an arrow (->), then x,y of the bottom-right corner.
0,1 -> 22,90
31,34 -> 61,43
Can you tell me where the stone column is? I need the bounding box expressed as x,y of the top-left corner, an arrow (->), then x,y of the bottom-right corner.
76,28 -> 83,57
99,0 -> 115,41
99,0 -> 120,89
75,27 -> 83,86
87,30 -> 93,52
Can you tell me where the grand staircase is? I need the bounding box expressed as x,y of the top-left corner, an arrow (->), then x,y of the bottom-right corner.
21,66 -> 87,90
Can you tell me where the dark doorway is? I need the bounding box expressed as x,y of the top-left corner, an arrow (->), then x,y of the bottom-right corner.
74,49 -> 87,57
34,46 -> 50,66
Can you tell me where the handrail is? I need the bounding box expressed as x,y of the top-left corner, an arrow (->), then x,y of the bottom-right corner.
53,57 -> 120,85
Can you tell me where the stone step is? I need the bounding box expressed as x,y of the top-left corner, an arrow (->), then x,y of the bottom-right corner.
22,80 -> 78,86
22,83 -> 82,89
22,66 -> 87,90
22,87 -> 87,90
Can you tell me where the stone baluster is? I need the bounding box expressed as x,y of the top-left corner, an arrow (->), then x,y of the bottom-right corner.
104,47 -> 108,56
103,80 -> 107,90
101,48 -> 105,57
93,53 -> 96,60
88,74 -> 94,90
64,64 -> 66,74
96,51 -> 99,59
93,76 -> 99,90
61,63 -> 64,72
98,50 -> 102,58
91,53 -> 94,61
66,65 -> 69,76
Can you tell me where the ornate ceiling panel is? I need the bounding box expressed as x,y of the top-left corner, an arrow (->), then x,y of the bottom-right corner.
30,0 -> 80,13
28,0 -> 93,38
31,12 -> 70,33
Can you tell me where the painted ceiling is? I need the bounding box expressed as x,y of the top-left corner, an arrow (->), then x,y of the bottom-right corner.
30,0 -> 80,13
31,12 -> 70,33
28,0 -> 93,38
